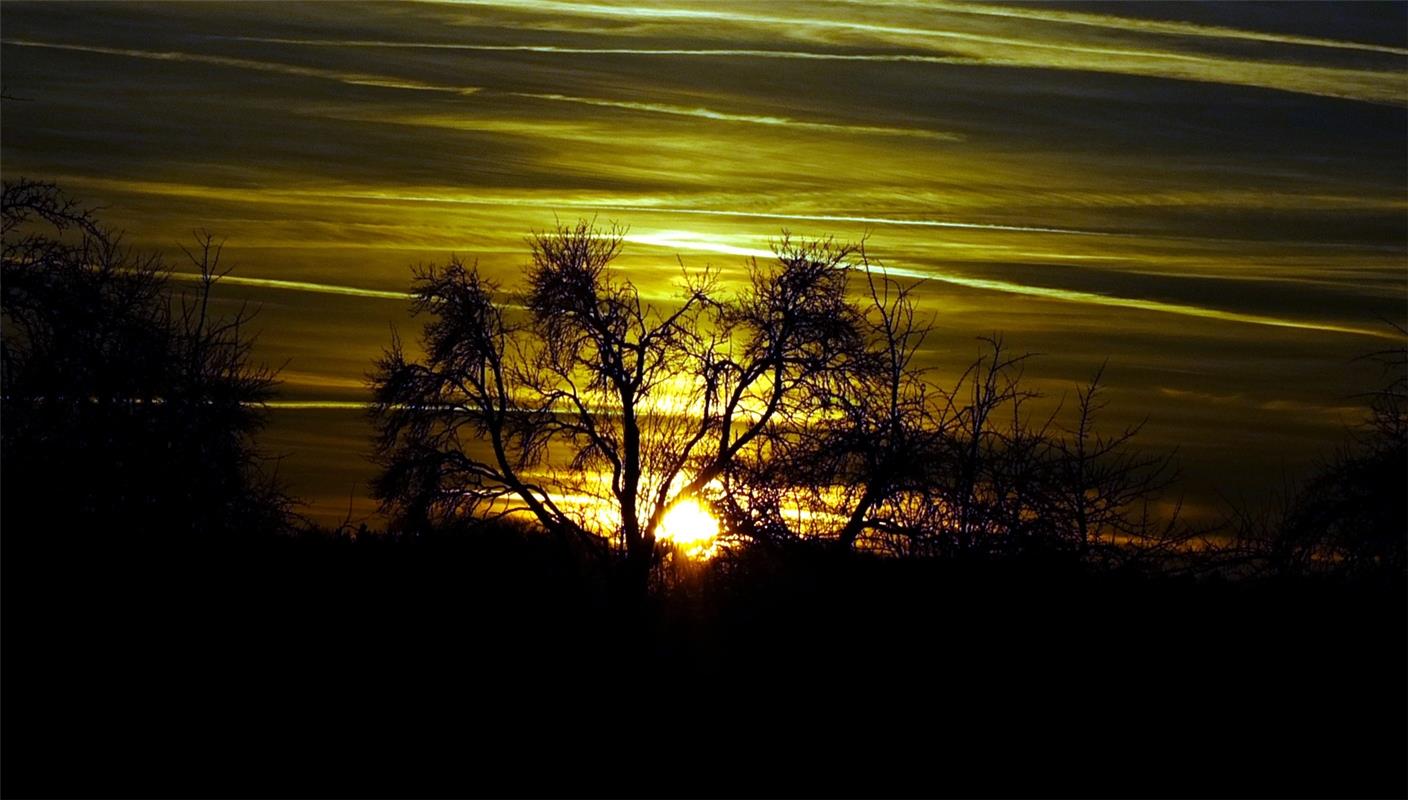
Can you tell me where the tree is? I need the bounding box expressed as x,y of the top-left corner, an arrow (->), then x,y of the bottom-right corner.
1,179 -> 291,542
721,316 -> 1180,562
370,220 -> 1188,588
716,260 -> 946,553
1262,330 -> 1407,576
369,221 -> 859,593
1040,365 -> 1179,564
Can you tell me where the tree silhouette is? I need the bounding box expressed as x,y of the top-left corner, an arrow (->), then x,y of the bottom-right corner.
1,179 -> 291,541
372,221 -> 1194,587
719,301 -> 1180,561
1264,331 -> 1407,576
716,261 -> 943,551
370,221 -> 860,592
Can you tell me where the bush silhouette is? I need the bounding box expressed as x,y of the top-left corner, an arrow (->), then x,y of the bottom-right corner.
1263,332 -> 1407,576
1,180 -> 291,543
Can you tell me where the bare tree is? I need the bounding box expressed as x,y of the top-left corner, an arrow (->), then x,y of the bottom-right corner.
1041,365 -> 1179,564
371,219 -> 1198,588
1248,330 -> 1408,576
723,259 -> 945,552
370,221 -> 861,594
722,315 -> 1184,565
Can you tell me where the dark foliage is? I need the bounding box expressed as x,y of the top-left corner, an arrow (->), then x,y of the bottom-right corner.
1226,330 -> 1408,577
1,180 -> 291,542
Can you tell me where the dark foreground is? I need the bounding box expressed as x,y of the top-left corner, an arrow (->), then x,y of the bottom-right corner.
4,529 -> 1404,799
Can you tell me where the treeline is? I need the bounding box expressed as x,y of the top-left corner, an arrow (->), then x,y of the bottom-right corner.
2,184 -> 1403,584
1,180 -> 292,543
369,220 -> 1406,589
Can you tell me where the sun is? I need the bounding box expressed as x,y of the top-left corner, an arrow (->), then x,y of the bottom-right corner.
657,498 -> 721,559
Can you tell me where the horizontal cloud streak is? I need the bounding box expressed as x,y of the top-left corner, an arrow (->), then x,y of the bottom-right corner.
626,233 -> 1396,339
48,175 -> 1117,237
167,271 -> 412,301
512,92 -> 961,140
904,270 -> 1399,340
224,35 -> 983,64
925,1 -> 1408,57
163,221 -> 1393,339
432,0 -> 1407,103
1,39 -> 482,94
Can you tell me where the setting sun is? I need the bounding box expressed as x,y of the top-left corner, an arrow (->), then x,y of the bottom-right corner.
657,498 -> 721,559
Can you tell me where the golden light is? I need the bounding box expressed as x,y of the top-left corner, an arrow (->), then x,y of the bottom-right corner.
657,498 -> 721,559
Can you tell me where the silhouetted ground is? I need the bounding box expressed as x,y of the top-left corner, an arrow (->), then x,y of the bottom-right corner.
3,524 -> 1403,799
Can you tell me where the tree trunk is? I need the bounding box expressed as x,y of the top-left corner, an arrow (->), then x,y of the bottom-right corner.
610,536 -> 655,622
617,388 -> 650,603
837,482 -> 882,551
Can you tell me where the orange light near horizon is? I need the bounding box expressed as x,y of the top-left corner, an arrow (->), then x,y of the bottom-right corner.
657,498 -> 721,559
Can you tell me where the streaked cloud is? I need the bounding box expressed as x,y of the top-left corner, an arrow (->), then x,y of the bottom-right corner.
429,0 -> 1408,104
906,270 -> 1399,340
2,0 -> 1402,523
512,92 -> 961,140
628,232 -> 1399,340
224,35 -> 985,65
2,38 -> 483,94
926,2 -> 1408,57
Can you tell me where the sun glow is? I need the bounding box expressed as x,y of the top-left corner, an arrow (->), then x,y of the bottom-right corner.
657,498 -> 721,559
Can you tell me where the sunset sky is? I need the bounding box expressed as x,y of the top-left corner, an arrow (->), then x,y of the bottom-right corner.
3,1 -> 1404,525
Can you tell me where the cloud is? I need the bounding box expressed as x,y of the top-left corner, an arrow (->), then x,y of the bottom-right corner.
624,231 -> 1398,340
511,92 -> 961,140
1,39 -> 482,94
426,0 -> 1407,104
923,1 -> 1408,57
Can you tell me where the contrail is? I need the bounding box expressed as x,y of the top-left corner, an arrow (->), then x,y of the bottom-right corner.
305,189 -> 1111,236
918,1 -> 1408,57
587,205 -> 1112,237
223,35 -> 982,64
624,233 -> 1399,339
167,270 -> 532,309
0,39 -> 482,95
904,269 -> 1400,340
511,92 -> 961,141
167,271 -> 413,301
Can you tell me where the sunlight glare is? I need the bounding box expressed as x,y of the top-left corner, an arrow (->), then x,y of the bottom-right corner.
657,498 -> 721,559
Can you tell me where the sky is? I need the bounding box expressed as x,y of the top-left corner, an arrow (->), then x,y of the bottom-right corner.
2,1 -> 1405,526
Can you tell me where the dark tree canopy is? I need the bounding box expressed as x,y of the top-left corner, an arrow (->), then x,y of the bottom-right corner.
1,180 -> 291,541
1261,334 -> 1407,575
